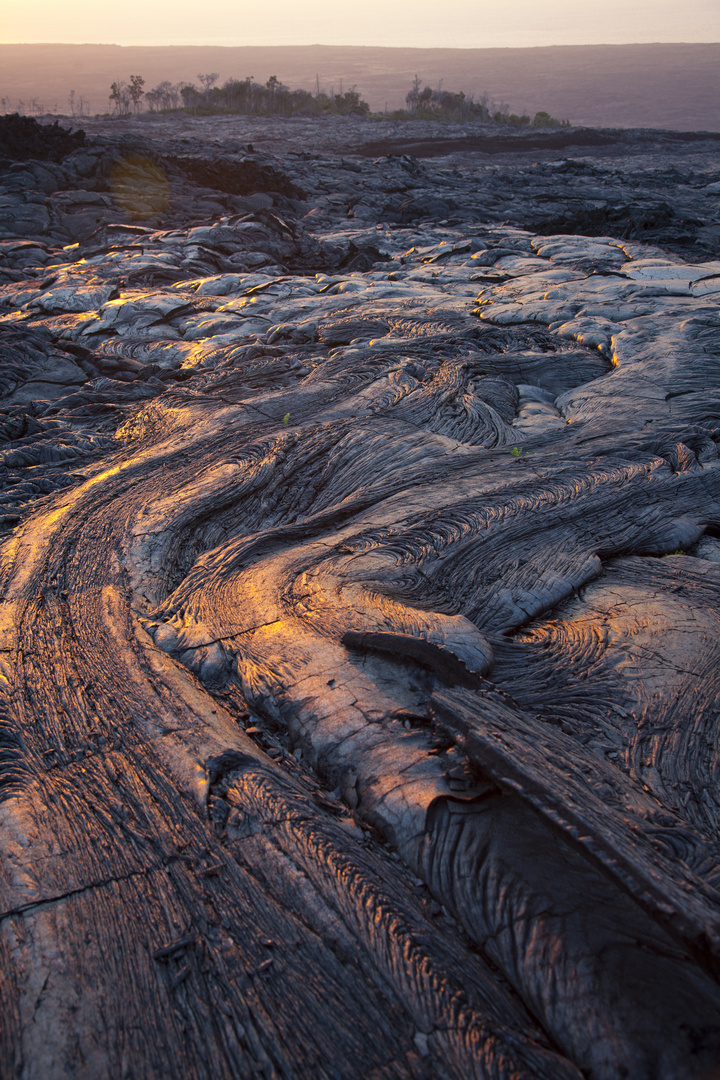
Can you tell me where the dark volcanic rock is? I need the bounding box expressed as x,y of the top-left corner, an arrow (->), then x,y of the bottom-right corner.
165,153 -> 304,200
356,125 -> 720,160
0,112 -> 85,168
0,113 -> 720,1080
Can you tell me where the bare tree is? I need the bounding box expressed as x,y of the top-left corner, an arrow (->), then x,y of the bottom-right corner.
165,82 -> 181,110
129,75 -> 145,114
110,80 -> 133,116
147,81 -> 174,112
266,74 -> 280,113
407,74 -> 422,111
197,72 -> 219,103
145,88 -> 161,112
68,89 -> 75,118
180,82 -> 200,113
147,81 -> 179,112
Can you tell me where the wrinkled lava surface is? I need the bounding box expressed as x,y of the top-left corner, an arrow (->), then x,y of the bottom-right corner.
1,114 -> 720,1080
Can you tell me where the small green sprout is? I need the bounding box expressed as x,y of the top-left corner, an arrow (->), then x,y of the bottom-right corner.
282,412 -> 290,425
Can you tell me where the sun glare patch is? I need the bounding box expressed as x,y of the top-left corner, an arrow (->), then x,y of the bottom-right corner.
110,153 -> 170,219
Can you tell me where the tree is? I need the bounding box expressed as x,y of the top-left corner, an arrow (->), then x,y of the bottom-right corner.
109,81 -> 131,116
165,83 -> 181,111
145,88 -> 161,112
532,110 -> 561,128
406,74 -> 422,111
147,81 -> 181,112
180,82 -> 201,113
197,72 -> 219,103
129,75 -> 145,114
266,74 -> 279,113
109,81 -> 122,115
334,86 -> 369,117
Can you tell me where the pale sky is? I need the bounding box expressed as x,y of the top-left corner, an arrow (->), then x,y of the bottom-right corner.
2,0 -> 719,48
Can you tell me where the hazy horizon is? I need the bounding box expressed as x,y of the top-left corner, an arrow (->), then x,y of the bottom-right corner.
3,0 -> 719,49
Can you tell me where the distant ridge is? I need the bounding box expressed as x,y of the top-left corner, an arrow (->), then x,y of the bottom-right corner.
0,42 -> 718,131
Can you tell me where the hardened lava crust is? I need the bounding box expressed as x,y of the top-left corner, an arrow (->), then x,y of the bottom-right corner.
1,112 -> 720,1080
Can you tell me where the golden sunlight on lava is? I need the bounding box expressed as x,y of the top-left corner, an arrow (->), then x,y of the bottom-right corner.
111,153 -> 170,218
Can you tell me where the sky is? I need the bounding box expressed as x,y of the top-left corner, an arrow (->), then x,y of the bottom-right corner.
2,0 -> 719,48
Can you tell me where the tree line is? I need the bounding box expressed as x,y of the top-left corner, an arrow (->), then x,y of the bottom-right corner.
404,77 -> 569,127
108,74 -> 370,118
104,73 -> 568,127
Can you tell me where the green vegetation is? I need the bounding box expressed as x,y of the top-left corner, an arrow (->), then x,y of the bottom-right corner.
405,76 -> 569,127
181,75 -> 369,117
132,74 -> 369,118
105,71 -> 567,126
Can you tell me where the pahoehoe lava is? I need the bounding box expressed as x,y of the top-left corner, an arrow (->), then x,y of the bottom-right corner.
1,112 -> 720,1079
